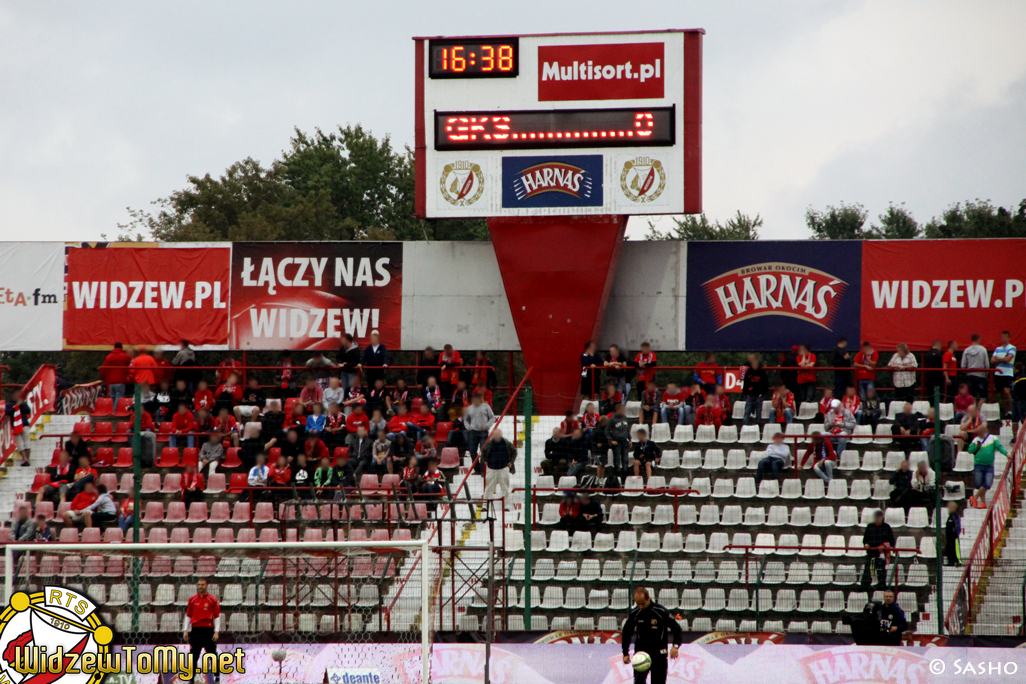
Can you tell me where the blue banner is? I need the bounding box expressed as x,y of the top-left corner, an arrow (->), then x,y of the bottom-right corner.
501,155 -> 603,208
685,241 -> 862,350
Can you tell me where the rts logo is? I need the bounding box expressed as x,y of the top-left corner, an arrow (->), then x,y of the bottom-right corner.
501,155 -> 603,208
0,288 -> 59,307
702,262 -> 847,330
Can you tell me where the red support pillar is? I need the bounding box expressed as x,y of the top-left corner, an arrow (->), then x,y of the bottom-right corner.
488,215 -> 627,415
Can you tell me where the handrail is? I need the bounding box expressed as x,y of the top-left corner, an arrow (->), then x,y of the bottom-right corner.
96,364 -> 496,371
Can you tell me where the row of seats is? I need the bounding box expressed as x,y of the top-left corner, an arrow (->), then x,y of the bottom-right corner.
41,524 -> 414,545
508,529 -> 938,557
45,446 -> 244,469
479,614 -> 855,634
504,558 -> 931,586
80,581 -> 379,607
108,611 -> 374,634
507,586 -> 919,614
530,503 -> 935,529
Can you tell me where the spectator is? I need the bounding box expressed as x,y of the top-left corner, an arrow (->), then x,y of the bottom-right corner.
196,406 -> 216,433
796,343 -> 818,403
590,416 -> 611,482
268,454 -> 291,501
366,407 -> 387,441
194,380 -> 215,413
215,406 -> 240,448
306,402 -> 327,434
386,403 -> 414,440
580,340 -> 602,398
344,404 -> 371,446
348,426 -> 373,472
85,484 -> 119,527
420,459 -> 445,504
695,352 -> 722,394
952,383 -> 975,424
741,353 -> 769,425
305,351 -> 337,390
182,464 -> 205,507
5,390 -> 32,467
422,376 -> 443,416
968,423 -> 1007,508
303,430 -> 330,467
560,410 -> 580,437
332,450 -> 359,490
755,433 -> 790,485
911,460 -> 936,513
888,459 -> 914,508
246,453 -> 269,501
151,348 -> 173,386
684,381 -> 706,424
944,500 -> 962,566
61,482 -> 101,528
417,346 -> 441,390
861,388 -> 884,429
171,341 -> 197,385
481,429 -> 516,507
292,453 -> 312,494
634,342 -> 657,396
399,456 -> 421,496
817,388 -> 834,420
604,344 -> 630,397
695,393 -> 724,430
130,346 -> 157,386
259,400 -> 286,443
917,407 -> 937,451
961,333 -> 990,402
148,379 -> 174,421
992,331 -> 1016,415
600,381 -> 624,417
313,455 -> 337,496
891,403 -> 920,455
344,383 -> 370,418
323,402 -> 346,451
605,404 -> 631,476
299,377 -> 323,407
198,432 -> 223,479
805,432 -> 837,483
957,404 -> 982,451
1012,362 -> 1026,433
660,381 -> 687,426
448,380 -> 471,421
769,381 -> 795,425
275,351 -> 298,398
565,428 -> 592,479
415,434 -> 437,471
831,337 -> 852,399
825,399 -> 856,453
67,454 -> 97,500
558,491 -> 580,530
410,403 -> 436,444
21,514 -> 53,543
118,497 -> 135,535
235,377 -> 265,423
370,431 -> 391,475
36,449 -> 74,506
542,427 -> 568,477
213,352 -> 240,385
875,591 -> 908,641
942,340 -> 960,402
269,428 -> 300,462
861,510 -> 895,590
640,381 -> 660,427
631,427 -> 662,481
360,330 -> 390,386
464,393 -> 495,460
438,344 -> 462,399
779,346 -> 799,397
387,378 -> 411,415
170,378 -> 193,413
213,373 -> 242,415
888,344 -> 918,403
842,385 -> 862,424
170,402 -> 197,449
10,505 -> 32,541
580,402 -> 600,439
712,385 -> 732,425
338,334 -> 361,393
100,342 -> 132,405
853,341 -> 879,402
469,350 -> 497,393
577,491 -> 603,532
923,340 -> 946,401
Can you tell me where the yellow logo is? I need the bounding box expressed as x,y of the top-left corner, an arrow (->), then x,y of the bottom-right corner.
0,587 -> 113,684
439,161 -> 485,206
620,157 -> 666,203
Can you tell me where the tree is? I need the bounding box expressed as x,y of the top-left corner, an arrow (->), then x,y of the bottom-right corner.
923,199 -> 1026,239
116,125 -> 488,242
646,211 -> 762,241
805,202 -> 868,240
867,203 -> 921,239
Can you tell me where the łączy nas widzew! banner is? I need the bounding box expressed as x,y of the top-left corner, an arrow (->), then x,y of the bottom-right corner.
229,242 -> 403,350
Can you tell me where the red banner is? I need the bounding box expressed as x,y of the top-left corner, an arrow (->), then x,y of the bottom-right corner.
64,247 -> 231,346
60,380 -> 103,415
861,239 -> 1026,350
537,42 -> 665,101
229,242 -> 403,350
0,364 -> 56,464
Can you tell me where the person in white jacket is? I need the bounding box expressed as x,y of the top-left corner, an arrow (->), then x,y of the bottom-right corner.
247,453 -> 269,502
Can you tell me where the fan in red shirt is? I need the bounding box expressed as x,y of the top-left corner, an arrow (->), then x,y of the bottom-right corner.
560,411 -> 580,437
99,343 -> 132,400
942,341 -> 959,401
694,394 -> 724,429
345,405 -> 370,435
634,342 -> 657,394
439,345 -> 462,390
411,403 -> 436,432
796,344 -> 818,404
853,342 -> 879,400
304,432 -> 329,462
695,352 -> 722,392
660,382 -> 688,425
473,383 -> 493,407
388,405 -> 413,437
268,454 -> 291,488
818,389 -> 835,418
216,355 -> 242,384
841,386 -> 861,415
770,382 -> 796,424
685,382 -> 706,417
580,404 -> 600,431
184,578 -> 220,670
215,408 -> 240,447
152,349 -> 174,385
193,380 -> 215,412
214,375 -> 243,408
712,386 -> 732,415
170,404 -> 197,449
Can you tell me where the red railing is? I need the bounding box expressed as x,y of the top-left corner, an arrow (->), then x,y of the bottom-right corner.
945,421 -> 1026,633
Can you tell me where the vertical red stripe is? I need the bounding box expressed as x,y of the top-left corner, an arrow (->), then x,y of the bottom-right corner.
414,39 -> 426,218
682,30 -> 703,214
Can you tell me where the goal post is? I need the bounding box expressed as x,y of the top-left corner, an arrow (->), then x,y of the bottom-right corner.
5,540 -> 432,683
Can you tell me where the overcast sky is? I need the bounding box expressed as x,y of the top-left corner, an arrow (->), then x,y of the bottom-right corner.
1,0 -> 1023,242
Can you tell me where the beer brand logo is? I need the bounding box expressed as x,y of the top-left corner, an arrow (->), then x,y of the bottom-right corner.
799,648 -> 927,684
439,161 -> 485,206
0,587 -> 113,684
692,631 -> 784,645
620,157 -> 665,202
703,262 -> 847,331
512,162 -> 593,201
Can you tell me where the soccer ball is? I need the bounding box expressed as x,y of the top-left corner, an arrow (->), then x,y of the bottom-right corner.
631,652 -> 652,673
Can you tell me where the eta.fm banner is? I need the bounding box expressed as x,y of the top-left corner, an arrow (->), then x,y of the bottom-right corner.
0,243 -> 64,350
63,246 -> 231,347
861,239 -> 1026,350
228,242 -> 402,350
686,241 -> 863,351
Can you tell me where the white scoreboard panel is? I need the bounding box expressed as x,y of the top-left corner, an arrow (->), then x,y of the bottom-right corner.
414,30 -> 703,219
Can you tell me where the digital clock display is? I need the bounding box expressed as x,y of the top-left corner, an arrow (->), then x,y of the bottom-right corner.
429,38 -> 519,78
435,107 -> 675,150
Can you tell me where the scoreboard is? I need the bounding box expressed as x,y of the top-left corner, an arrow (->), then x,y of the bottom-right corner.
414,30 -> 703,218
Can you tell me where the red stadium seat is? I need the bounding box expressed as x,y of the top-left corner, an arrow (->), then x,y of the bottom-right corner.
439,447 -> 460,468
140,473 -> 161,494
214,528 -> 234,544
258,528 -> 279,543
30,473 -> 51,493
370,529 -> 388,542
204,473 -> 226,494
185,502 -> 208,524
236,528 -> 256,544
160,473 -> 182,493
81,527 -> 102,544
269,447 -> 281,462
284,397 -> 300,414
112,422 -> 131,443
93,447 -> 114,467
73,422 -> 91,437
142,502 -> 165,523
359,474 -> 380,491
170,527 -> 190,544
165,502 -> 187,523
208,502 -> 230,524
224,448 -> 242,468
230,502 -> 251,523
253,503 -> 275,524
156,422 -> 173,443
158,448 -> 179,468
98,473 -> 117,492
364,504 -> 383,520
92,398 -> 114,417
115,448 -> 134,468
435,422 -> 453,442
113,398 -> 134,417
34,501 -> 55,521
181,448 -> 198,468
103,527 -> 123,543
411,397 -> 423,411
333,447 -> 349,465
192,528 -> 213,545
117,474 -> 134,495
380,474 -> 401,492
49,448 -> 61,466
59,528 -> 79,543
89,422 -> 113,442
348,528 -> 368,543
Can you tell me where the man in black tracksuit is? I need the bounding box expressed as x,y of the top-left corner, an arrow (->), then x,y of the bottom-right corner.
622,587 -> 682,684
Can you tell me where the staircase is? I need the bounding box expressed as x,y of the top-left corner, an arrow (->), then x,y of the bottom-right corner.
970,495 -> 1025,635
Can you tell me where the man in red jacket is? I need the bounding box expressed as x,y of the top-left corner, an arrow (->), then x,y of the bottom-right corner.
694,394 -> 724,430
99,343 -> 132,405
183,578 -> 220,674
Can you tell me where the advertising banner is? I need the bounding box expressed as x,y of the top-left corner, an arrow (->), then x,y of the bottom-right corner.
861,239 -> 1026,350
537,42 -> 666,101
59,380 -> 103,415
229,242 -> 403,350
63,246 -> 231,347
0,364 -> 56,464
686,241 -> 862,351
0,243 -> 64,350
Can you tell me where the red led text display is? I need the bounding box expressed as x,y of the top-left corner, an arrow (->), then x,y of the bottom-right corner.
434,107 -> 674,150
429,39 -> 519,78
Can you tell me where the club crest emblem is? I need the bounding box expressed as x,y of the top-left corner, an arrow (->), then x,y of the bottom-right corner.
620,157 -> 666,203
439,161 -> 485,206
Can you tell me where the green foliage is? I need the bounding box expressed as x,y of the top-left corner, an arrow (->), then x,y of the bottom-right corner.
923,199 -> 1026,239
805,202 -> 868,240
116,125 -> 488,243
645,211 -> 762,241
867,203 -> 921,239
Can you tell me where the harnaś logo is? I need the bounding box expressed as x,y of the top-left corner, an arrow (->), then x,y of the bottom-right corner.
501,155 -> 603,208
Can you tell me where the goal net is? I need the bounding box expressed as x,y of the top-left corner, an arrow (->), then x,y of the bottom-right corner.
4,540 -> 432,684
